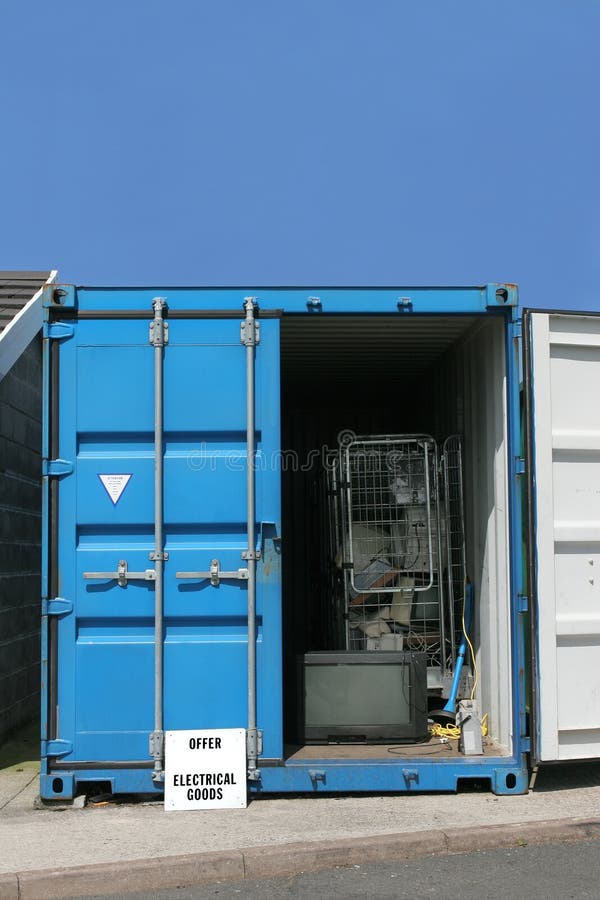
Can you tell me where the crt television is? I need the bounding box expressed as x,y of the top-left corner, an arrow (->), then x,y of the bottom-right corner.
299,651 -> 428,744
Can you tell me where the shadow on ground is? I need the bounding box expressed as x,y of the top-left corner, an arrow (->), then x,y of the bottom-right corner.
533,760 -> 600,792
0,721 -> 39,771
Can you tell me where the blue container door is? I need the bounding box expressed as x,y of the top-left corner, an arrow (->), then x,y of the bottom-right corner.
49,310 -> 282,770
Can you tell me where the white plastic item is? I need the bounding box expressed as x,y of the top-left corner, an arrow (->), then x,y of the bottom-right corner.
367,634 -> 405,651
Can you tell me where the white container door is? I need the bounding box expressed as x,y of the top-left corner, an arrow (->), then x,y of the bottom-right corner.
527,311 -> 600,761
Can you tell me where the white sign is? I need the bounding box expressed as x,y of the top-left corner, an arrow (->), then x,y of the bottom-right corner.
98,473 -> 132,505
164,729 -> 247,811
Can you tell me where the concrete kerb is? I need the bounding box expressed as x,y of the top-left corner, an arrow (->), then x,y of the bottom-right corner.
0,873 -> 18,900
15,851 -> 245,900
6,816 -> 600,899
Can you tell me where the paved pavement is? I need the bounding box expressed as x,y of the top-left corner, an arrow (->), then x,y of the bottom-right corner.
84,839 -> 600,900
1,725 -> 600,898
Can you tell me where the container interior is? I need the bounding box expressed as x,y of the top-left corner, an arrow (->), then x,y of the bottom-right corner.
279,313 -> 512,756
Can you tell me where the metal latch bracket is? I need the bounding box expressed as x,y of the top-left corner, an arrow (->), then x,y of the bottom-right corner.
241,549 -> 261,560
246,728 -> 263,757
149,320 -> 169,346
149,730 -> 164,757
149,730 -> 165,783
241,297 -> 260,346
149,297 -> 169,347
240,319 -> 260,347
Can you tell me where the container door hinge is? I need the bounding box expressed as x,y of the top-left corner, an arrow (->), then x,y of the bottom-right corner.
45,739 -> 73,758
521,736 -> 531,753
44,322 -> 74,341
517,594 -> 529,613
43,458 -> 74,477
515,457 -> 526,475
44,597 -> 73,617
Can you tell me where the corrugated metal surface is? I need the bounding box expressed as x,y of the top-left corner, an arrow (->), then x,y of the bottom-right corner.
531,312 -> 600,761
432,318 -> 512,751
281,315 -> 478,381
0,271 -> 51,333
41,313 -> 282,790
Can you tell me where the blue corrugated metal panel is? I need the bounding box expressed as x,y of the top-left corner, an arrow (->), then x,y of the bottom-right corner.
42,310 -> 281,782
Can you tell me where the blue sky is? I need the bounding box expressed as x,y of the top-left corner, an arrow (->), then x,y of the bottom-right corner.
1,1 -> 599,308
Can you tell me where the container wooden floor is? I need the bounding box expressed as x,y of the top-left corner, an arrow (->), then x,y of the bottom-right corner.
285,737 -> 506,761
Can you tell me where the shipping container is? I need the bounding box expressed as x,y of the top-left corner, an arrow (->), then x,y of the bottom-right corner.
39,284 -> 600,799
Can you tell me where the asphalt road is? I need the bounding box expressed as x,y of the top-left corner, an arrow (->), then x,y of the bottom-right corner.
85,838 -> 600,900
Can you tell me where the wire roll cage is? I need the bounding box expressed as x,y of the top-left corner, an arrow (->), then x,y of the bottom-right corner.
323,434 -> 468,691
337,435 -> 451,674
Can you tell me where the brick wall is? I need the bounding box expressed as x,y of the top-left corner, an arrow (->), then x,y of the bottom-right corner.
0,334 -> 42,742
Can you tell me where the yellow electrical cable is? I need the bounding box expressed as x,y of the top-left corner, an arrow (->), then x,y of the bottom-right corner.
429,580 -> 488,742
428,713 -> 488,741
429,722 -> 461,740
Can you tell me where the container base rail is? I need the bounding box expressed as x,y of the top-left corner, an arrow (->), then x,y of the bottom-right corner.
40,754 -> 530,800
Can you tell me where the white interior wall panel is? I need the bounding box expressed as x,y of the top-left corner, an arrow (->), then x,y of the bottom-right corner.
434,318 -> 512,751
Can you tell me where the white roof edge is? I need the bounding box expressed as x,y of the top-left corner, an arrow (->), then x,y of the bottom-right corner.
0,270 -> 58,381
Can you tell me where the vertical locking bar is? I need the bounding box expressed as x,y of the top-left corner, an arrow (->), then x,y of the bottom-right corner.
242,297 -> 260,780
149,297 -> 167,782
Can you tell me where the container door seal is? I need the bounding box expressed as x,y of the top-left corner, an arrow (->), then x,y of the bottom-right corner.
525,309 -> 600,762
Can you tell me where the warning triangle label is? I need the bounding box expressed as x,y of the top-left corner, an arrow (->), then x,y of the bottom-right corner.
98,473 -> 132,505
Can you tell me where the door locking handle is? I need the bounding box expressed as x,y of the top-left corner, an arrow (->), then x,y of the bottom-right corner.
176,559 -> 249,587
83,559 -> 156,588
